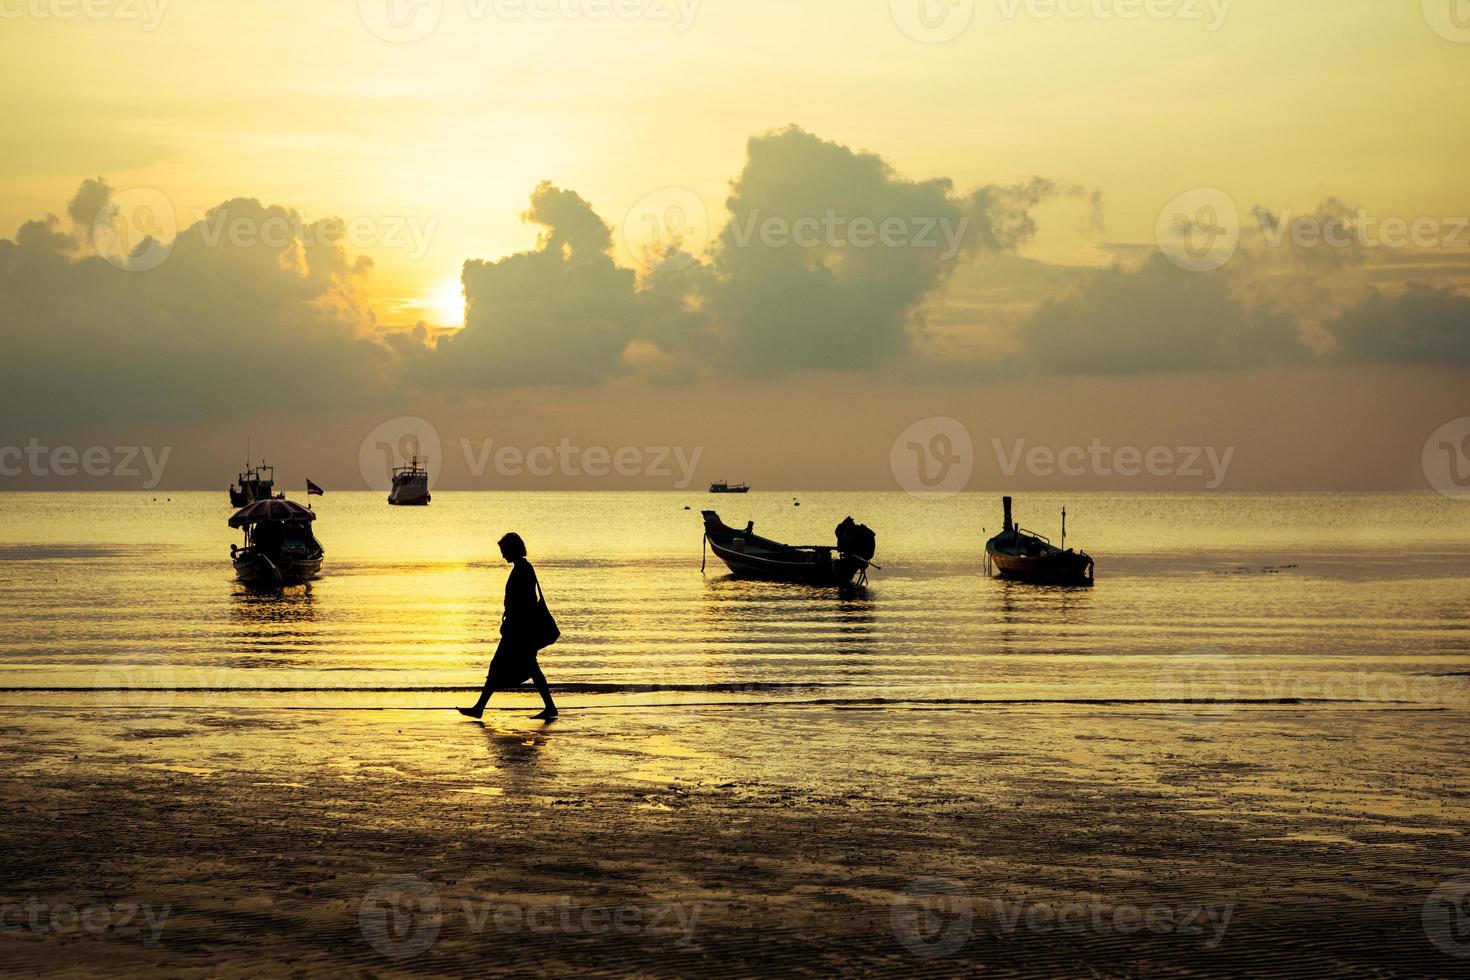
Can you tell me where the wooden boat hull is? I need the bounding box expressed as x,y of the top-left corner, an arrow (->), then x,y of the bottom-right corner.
706,536 -> 862,585
233,550 -> 322,586
702,511 -> 871,586
987,546 -> 1094,586
387,488 -> 431,506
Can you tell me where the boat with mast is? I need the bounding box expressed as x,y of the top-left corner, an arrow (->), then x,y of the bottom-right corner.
388,456 -> 431,506
984,496 -> 1095,586
229,458 -> 283,508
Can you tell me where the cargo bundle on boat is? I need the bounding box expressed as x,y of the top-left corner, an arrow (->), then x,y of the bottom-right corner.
701,511 -> 877,586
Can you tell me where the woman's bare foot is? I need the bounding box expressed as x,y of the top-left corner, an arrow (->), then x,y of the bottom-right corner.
531,708 -> 559,720
458,706 -> 485,720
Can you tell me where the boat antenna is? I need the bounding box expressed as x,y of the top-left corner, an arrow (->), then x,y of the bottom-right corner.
1062,506 -> 1067,552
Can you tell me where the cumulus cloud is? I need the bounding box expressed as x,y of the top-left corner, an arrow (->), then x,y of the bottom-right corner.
700,127 -> 1088,373
421,182 -> 640,388
0,182 -> 389,430
4,132 -> 1466,438
1012,252 -> 1307,375
1331,284 -> 1470,365
417,126 -> 1084,385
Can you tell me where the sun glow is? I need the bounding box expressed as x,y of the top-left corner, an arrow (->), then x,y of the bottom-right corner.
426,278 -> 465,327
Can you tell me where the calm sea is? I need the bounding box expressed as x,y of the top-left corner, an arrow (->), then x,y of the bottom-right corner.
1,491 -> 1467,710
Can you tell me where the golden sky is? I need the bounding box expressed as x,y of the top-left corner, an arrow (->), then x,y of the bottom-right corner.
2,0 -> 1469,490
4,0 -> 1468,321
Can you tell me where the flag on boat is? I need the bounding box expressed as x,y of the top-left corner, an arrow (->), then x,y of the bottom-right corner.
306,479 -> 324,496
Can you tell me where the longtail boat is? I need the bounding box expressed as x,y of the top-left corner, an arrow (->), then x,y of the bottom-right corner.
229,498 -> 324,586
985,496 -> 1094,586
702,511 -> 876,586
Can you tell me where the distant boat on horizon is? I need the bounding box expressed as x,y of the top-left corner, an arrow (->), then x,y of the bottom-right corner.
229,459 -> 284,508
709,480 -> 750,494
985,496 -> 1094,586
388,456 -> 431,506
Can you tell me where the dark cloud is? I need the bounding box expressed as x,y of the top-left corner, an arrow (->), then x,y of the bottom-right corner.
4,132 -> 1465,440
1331,284 -> 1470,365
1013,253 -> 1308,375
0,185 -> 390,431
422,181 -> 640,388
701,127 -> 1083,373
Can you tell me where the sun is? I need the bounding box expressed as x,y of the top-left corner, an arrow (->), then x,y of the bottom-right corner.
426,278 -> 465,327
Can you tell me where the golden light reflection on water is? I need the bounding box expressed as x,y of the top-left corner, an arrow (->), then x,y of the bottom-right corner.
0,492 -> 1466,714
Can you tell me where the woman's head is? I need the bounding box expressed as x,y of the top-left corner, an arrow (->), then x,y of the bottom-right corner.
497,532 -> 527,561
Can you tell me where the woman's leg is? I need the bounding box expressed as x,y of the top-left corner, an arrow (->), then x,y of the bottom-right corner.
529,664 -> 558,717
458,665 -> 498,719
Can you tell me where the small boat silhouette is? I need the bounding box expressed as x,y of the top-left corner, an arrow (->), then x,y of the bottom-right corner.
985,496 -> 1094,586
701,511 -> 876,586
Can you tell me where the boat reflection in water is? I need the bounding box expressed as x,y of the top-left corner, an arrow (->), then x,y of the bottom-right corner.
229,498 -> 324,586
985,496 -> 1094,586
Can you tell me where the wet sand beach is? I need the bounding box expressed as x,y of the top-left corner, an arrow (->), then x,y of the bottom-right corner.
1,697 -> 1467,977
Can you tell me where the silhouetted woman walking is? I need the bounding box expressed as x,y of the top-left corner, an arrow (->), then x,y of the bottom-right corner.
459,533 -> 560,721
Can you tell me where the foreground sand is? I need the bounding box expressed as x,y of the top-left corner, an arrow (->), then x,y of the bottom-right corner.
1,696 -> 1467,977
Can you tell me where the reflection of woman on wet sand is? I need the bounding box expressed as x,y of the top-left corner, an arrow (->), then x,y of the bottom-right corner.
459,533 -> 560,721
